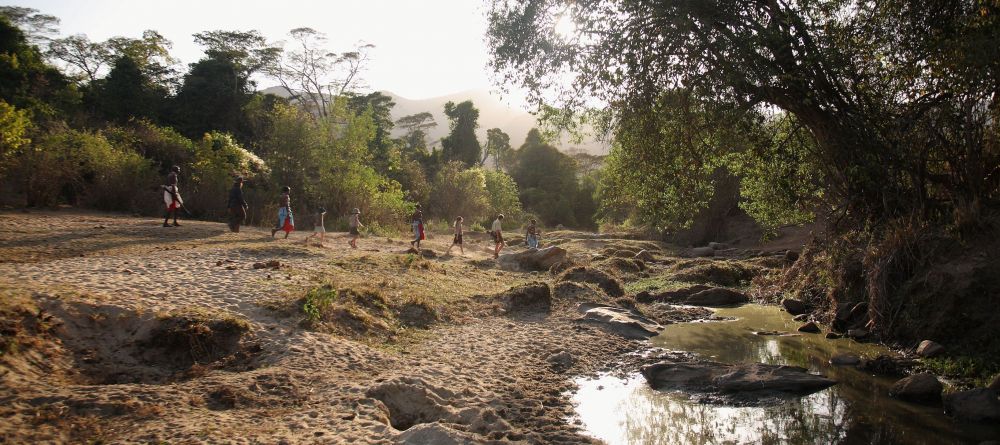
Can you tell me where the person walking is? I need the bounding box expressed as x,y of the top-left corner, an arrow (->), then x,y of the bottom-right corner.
304,207 -> 327,244
162,165 -> 183,227
410,204 -> 424,251
226,177 -> 248,233
446,216 -> 464,256
271,186 -> 294,239
491,214 -> 505,258
525,218 -> 540,248
348,208 -> 364,249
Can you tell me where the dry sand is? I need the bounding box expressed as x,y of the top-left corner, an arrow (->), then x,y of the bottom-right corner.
0,210 -> 723,444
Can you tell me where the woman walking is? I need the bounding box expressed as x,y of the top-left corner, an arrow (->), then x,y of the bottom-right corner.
446,216 -> 464,256
271,186 -> 294,239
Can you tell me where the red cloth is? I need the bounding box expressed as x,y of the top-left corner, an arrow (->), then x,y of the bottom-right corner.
167,202 -> 178,211
418,222 -> 425,240
282,217 -> 294,233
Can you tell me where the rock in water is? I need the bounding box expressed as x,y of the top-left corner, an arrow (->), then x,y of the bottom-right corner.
782,298 -> 809,315
889,373 -> 943,404
497,246 -> 567,272
829,353 -> 861,366
916,340 -> 945,358
684,287 -> 749,306
578,305 -> 663,339
797,321 -> 820,333
944,388 -> 1000,422
641,358 -> 836,402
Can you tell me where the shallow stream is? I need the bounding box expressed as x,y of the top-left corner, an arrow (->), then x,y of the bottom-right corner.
572,304 -> 1000,444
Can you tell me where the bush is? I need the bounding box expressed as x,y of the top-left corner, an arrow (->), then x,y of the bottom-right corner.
428,161 -> 490,223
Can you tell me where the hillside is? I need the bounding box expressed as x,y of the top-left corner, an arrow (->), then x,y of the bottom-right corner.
260,86 -> 610,155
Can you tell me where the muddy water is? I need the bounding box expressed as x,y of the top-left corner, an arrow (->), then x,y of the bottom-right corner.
572,304 -> 1000,444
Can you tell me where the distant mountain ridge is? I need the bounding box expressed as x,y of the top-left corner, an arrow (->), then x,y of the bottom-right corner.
259,86 -> 609,155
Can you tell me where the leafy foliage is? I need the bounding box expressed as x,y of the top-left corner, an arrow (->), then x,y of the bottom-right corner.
441,100 -> 481,167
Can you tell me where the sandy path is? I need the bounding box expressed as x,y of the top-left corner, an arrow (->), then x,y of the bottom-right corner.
0,210 -> 655,444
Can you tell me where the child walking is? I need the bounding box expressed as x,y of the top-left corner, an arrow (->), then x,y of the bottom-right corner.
304,206 -> 327,244
348,208 -> 364,249
446,216 -> 464,256
410,204 -> 424,251
271,186 -> 294,239
525,218 -> 540,248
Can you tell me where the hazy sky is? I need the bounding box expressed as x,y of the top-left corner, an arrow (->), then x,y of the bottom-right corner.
10,0 -> 525,104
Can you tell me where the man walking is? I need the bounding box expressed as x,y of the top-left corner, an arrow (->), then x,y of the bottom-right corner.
163,165 -> 183,227
227,177 -> 248,232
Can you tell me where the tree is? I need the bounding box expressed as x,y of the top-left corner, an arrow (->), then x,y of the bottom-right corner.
192,30 -> 280,84
0,6 -> 58,44
172,54 -> 251,138
47,34 -> 111,82
94,55 -> 167,124
0,16 -> 76,116
483,169 -> 522,221
510,129 -> 580,226
266,27 -> 374,118
396,111 -> 437,158
104,30 -> 178,85
348,91 -> 397,174
440,100 -> 481,167
483,128 -> 511,170
487,0 -> 1000,227
0,99 -> 31,181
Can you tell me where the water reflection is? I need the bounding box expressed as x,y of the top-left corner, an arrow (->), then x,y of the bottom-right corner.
571,305 -> 1000,444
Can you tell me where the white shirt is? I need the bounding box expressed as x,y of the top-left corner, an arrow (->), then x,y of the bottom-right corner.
491,219 -> 502,232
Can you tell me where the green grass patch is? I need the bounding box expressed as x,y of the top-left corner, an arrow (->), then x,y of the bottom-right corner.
921,354 -> 1000,388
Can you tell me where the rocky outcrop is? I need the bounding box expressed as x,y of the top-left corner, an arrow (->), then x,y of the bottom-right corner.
915,340 -> 945,358
889,373 -> 943,404
578,305 -> 664,339
497,246 -> 567,272
944,388 -> 1000,422
558,267 -> 625,298
640,358 -> 836,403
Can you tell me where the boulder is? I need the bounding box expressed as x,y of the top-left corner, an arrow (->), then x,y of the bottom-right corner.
708,242 -> 729,250
635,250 -> 655,262
497,246 -> 567,272
641,359 -> 836,399
944,388 -> 1000,422
558,267 -> 625,298
781,298 -> 809,315
784,250 -> 800,264
578,306 -> 664,339
847,329 -> 869,339
545,351 -> 575,372
797,321 -> 820,333
889,373 -> 942,404
916,340 -> 945,358
829,353 -> 861,366
689,247 -> 715,257
825,332 -> 842,339
684,287 -> 749,307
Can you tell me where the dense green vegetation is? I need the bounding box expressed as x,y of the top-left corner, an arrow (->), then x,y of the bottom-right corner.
0,7 -> 599,231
